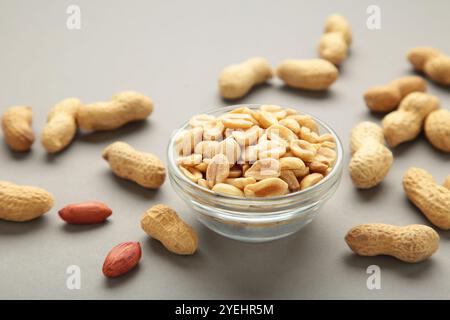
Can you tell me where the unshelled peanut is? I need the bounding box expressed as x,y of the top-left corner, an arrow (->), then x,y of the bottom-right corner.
345,223 -> 439,263
424,109 -> 450,152
77,91 -> 153,131
444,176 -> 450,190
407,47 -> 450,85
348,122 -> 393,189
0,181 -> 54,222
141,204 -> 198,255
41,98 -> 81,153
1,106 -> 34,151
276,59 -> 338,90
218,57 -> 273,99
102,142 -> 166,189
382,92 -> 439,147
324,13 -> 352,45
318,14 -> 352,65
363,76 -> 427,113
403,167 -> 450,230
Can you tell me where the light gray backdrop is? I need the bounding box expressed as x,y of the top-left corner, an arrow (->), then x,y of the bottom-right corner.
0,0 -> 449,299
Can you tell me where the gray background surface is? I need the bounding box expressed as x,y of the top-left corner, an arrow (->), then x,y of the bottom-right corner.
0,0 -> 449,299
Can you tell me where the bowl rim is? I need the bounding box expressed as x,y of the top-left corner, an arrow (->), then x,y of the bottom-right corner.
167,104 -> 344,202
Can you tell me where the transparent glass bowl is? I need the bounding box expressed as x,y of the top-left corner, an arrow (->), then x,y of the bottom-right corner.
167,105 -> 344,243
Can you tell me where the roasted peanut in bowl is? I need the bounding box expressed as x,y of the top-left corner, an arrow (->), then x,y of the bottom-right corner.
167,105 -> 343,242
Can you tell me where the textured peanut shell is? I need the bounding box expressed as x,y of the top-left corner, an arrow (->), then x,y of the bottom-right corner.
382,112 -> 422,147
444,176 -> 450,190
276,59 -> 338,90
364,85 -> 401,113
102,142 -> 166,189
1,106 -> 35,151
324,14 -> 352,45
403,167 -> 450,230
425,109 -> 450,152
391,76 -> 427,97
349,121 -> 386,158
77,91 -> 153,131
318,32 -> 348,65
218,57 -> 273,99
364,76 -> 426,113
407,47 -> 441,70
348,122 -> 393,189
407,47 -> 450,85
424,55 -> 450,85
382,92 -> 440,147
350,121 -> 384,154
0,181 -> 54,222
41,98 -> 81,153
141,204 -> 198,255
345,224 -> 439,263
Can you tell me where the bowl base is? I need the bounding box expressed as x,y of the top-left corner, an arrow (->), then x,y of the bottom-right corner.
197,215 -> 315,243
206,228 -> 299,243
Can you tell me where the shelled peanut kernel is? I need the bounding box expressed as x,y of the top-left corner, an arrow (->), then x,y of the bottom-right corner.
175,106 -> 337,198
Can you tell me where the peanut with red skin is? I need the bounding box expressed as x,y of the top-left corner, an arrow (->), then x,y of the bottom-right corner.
58,202 -> 112,224
102,242 -> 142,278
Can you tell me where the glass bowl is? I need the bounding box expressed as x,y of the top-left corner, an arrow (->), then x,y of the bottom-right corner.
167,104 -> 344,243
